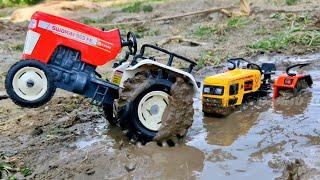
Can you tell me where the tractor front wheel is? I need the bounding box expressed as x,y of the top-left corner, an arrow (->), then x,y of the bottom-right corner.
5,60 -> 56,108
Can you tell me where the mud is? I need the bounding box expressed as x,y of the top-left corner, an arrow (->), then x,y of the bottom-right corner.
118,72 -> 151,107
154,77 -> 195,141
1,0 -> 320,179
277,159 -> 320,180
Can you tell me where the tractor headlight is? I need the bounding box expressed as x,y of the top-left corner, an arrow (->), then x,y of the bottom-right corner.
284,78 -> 293,85
28,19 -> 37,29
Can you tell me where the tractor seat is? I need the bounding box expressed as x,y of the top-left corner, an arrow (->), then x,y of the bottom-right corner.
261,63 -> 276,74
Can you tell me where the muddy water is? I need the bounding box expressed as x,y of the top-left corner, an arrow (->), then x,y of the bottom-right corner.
69,54 -> 320,179
1,54 -> 320,179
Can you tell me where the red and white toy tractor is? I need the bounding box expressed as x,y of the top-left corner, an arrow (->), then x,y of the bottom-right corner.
5,11 -> 199,143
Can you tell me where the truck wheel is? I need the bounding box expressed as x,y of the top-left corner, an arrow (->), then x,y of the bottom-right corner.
5,60 -> 56,108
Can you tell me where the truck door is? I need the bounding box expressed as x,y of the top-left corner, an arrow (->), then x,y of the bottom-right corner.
228,83 -> 239,106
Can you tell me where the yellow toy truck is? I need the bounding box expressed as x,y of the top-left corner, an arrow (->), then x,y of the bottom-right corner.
202,58 -> 275,116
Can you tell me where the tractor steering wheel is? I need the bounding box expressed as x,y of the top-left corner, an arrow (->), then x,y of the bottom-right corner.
127,32 -> 137,55
247,63 -> 262,74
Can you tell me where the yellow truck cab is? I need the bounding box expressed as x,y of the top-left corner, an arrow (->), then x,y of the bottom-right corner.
202,58 -> 275,116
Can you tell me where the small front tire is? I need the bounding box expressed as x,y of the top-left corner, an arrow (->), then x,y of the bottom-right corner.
5,60 -> 56,108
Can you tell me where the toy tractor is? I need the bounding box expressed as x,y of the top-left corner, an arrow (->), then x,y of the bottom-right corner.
202,58 -> 275,116
273,63 -> 313,99
5,11 -> 199,144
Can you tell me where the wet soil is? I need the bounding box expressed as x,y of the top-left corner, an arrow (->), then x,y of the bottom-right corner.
1,0 -> 320,179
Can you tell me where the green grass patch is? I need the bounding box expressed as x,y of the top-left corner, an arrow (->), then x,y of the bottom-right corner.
285,0 -> 298,5
0,0 -> 41,8
121,1 -> 143,13
142,4 -> 153,12
81,15 -> 115,25
1,153 -> 32,178
227,17 -> 250,29
121,1 -> 154,13
10,44 -> 24,51
197,50 -> 226,68
248,28 -> 320,51
194,25 -> 217,39
21,168 -> 32,177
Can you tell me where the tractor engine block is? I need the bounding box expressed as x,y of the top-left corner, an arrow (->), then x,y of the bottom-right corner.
48,46 -> 119,105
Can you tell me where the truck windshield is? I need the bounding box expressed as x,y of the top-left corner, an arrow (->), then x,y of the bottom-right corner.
203,85 -> 224,95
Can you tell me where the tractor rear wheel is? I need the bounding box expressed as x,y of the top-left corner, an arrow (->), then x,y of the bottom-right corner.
5,60 -> 56,108
118,71 -> 194,144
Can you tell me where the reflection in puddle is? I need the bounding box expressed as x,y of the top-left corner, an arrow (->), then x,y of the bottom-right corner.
73,54 -> 320,179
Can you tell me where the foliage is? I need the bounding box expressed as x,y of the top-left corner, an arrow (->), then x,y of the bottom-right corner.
0,0 -> 41,7
21,168 -> 32,177
121,1 -> 156,13
248,28 -> 320,51
194,25 -> 217,39
285,0 -> 298,5
249,13 -> 319,52
197,50 -> 226,68
227,17 -> 250,29
121,1 -> 143,13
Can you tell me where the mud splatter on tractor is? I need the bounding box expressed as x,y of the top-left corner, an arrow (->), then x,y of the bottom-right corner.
5,12 -> 199,145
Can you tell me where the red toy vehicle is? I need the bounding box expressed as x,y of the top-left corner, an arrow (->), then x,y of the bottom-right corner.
273,63 -> 313,99
5,11 -> 199,143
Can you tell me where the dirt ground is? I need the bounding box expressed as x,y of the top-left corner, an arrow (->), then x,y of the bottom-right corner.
1,0 -> 320,179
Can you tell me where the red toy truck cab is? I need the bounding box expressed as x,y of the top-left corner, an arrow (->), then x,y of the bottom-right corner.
23,11 -> 122,66
273,63 -> 313,99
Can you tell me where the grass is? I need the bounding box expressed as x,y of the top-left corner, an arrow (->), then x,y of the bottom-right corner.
0,0 -> 41,8
227,17 -> 250,29
194,25 -> 217,39
121,1 -> 154,13
0,153 -> 32,179
10,44 -> 24,52
81,15 -> 115,25
285,0 -> 299,5
248,28 -> 320,51
249,12 -> 319,52
197,50 -> 227,68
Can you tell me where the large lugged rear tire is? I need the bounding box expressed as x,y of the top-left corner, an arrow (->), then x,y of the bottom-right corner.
5,60 -> 56,108
118,71 -> 194,144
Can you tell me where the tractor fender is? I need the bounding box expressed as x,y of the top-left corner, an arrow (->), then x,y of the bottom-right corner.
119,59 -> 200,92
303,75 -> 313,87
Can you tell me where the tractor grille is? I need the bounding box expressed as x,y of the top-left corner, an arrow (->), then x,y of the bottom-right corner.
203,97 -> 222,105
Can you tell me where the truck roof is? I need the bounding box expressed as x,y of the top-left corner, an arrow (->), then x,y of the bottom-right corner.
203,69 -> 261,85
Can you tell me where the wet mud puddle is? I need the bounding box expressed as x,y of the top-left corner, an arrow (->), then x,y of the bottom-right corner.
2,54 -> 319,179
68,54 -> 320,179
187,54 -> 320,179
